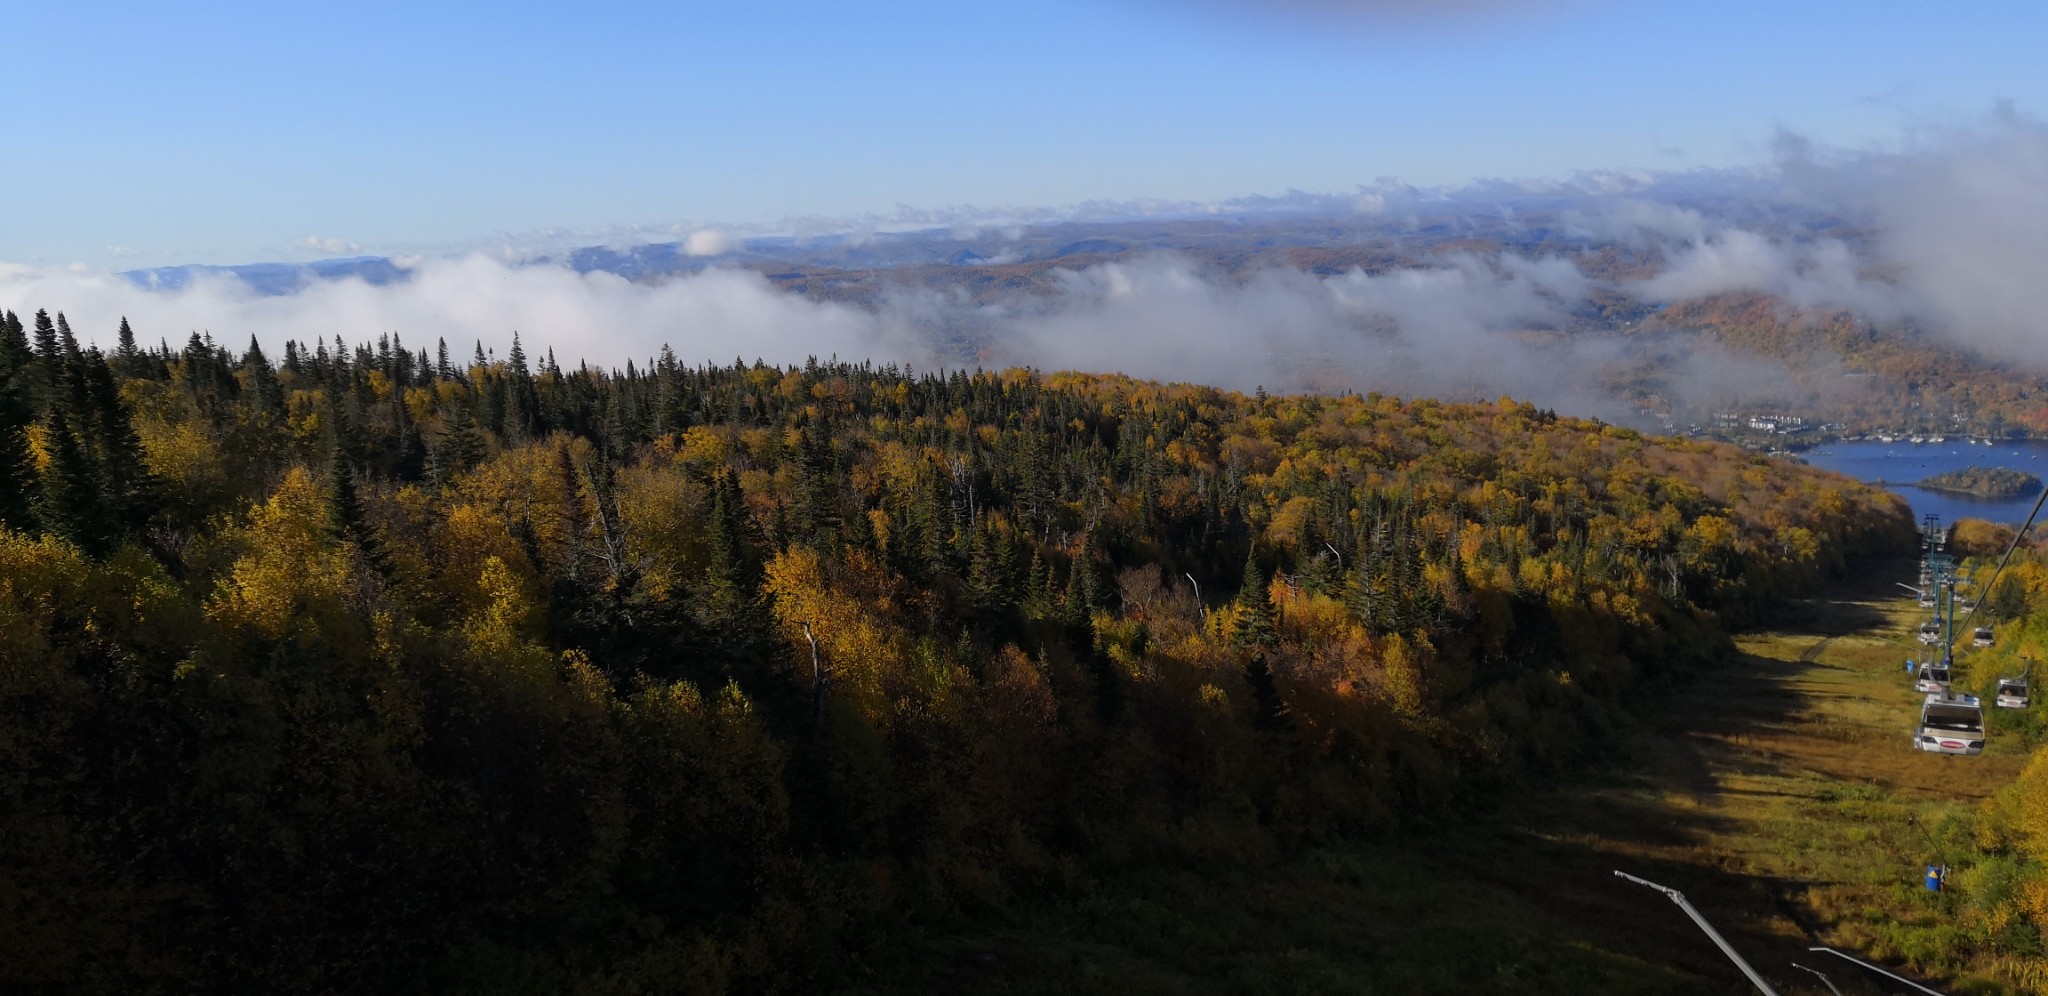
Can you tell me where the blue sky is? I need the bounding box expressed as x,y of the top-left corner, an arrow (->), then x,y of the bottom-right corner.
3,0 -> 2042,268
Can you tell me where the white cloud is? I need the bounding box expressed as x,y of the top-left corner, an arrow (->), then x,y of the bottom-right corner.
1564,199 -> 1712,244
302,236 -> 363,255
683,229 -> 731,257
1828,115 -> 2048,363
0,256 -> 927,369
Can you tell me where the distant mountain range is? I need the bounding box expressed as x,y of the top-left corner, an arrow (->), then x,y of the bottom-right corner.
114,205 -> 1696,296
114,199 -> 2044,443
125,256 -> 415,294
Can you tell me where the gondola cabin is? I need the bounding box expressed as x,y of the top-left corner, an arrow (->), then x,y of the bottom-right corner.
1915,693 -> 1984,755
1996,678 -> 2030,710
1919,621 -> 1942,645
1919,591 -> 1936,608
1915,662 -> 1953,694
1974,626 -> 1994,648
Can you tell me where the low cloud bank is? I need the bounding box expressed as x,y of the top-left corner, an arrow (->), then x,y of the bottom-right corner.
1582,111 -> 2048,364
6,111 -> 2046,422
0,258 -> 919,374
0,251 -> 1722,423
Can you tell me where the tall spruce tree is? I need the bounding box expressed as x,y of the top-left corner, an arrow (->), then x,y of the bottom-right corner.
30,309 -> 58,364
37,411 -> 108,554
84,350 -> 154,534
0,322 -> 35,531
432,406 -> 485,485
324,449 -> 389,569
0,312 -> 29,376
243,336 -> 285,416
1231,551 -> 1279,653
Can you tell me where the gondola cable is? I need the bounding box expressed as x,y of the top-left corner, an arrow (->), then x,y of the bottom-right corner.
1949,481 -> 2048,651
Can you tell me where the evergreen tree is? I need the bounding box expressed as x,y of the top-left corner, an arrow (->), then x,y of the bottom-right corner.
694,468 -> 768,664
84,350 -> 154,533
1243,652 -> 1290,732
1988,573 -> 2029,621
793,416 -> 839,538
432,406 -> 485,484
29,310 -> 61,405
1062,536 -> 1103,628
966,522 -> 1013,621
1231,551 -> 1279,653
387,392 -> 428,482
507,332 -> 529,378
115,316 -> 139,364
0,312 -> 29,377
503,333 -> 538,442
37,411 -> 108,554
324,450 -> 389,576
243,336 -> 285,416
30,309 -> 58,363
0,324 -> 35,530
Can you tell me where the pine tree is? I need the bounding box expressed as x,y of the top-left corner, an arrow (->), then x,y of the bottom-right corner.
695,468 -> 768,663
1062,536 -> 1103,628
507,332 -> 528,378
55,313 -> 82,371
0,312 -> 29,377
433,406 -> 485,484
503,335 -> 538,442
325,452 -> 390,572
37,411 -> 108,554
793,416 -> 838,538
387,392 -> 427,481
1988,573 -> 2028,621
1231,551 -> 1279,653
1243,652 -> 1290,732
29,310 -> 61,404
84,350 -> 154,533
243,336 -> 285,416
966,522 -> 1011,620
0,329 -> 34,530
326,453 -> 366,542
30,309 -> 57,363
115,316 -> 140,369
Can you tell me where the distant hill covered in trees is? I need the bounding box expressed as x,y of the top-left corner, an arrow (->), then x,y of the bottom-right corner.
0,308 -> 1913,992
1916,466 -> 2043,499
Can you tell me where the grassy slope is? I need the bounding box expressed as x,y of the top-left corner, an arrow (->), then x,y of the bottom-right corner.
862,560 -> 2042,995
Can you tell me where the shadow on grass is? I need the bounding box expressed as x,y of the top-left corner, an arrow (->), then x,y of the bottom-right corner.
860,563 -> 1937,995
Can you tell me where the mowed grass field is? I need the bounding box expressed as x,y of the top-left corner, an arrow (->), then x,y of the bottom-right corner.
869,559 -> 2040,995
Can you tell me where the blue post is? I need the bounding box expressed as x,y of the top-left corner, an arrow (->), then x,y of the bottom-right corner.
1906,658 -> 1916,674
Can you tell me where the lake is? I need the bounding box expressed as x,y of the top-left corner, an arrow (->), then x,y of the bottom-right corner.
1797,439 -> 2048,526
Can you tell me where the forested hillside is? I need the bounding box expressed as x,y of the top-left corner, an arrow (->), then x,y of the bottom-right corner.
0,307 -> 1913,992
1641,293 -> 2048,437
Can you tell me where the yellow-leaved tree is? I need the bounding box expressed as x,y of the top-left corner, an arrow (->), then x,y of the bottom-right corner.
761,545 -> 906,725
206,467 -> 359,646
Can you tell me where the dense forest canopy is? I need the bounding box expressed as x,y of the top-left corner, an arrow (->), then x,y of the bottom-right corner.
0,307 -> 1913,991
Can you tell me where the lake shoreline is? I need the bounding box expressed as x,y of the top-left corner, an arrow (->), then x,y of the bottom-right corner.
1798,440 -> 2048,527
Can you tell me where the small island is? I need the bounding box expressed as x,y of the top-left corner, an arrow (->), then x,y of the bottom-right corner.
1915,466 -> 2045,499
